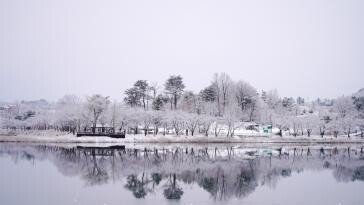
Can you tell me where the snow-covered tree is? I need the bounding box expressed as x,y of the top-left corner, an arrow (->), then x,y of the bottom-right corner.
167,111 -> 186,136
233,80 -> 259,122
333,96 -> 356,119
124,80 -> 152,110
265,90 -> 281,110
200,84 -> 217,102
333,96 -> 357,137
134,80 -> 149,110
185,113 -> 200,136
212,73 -> 233,116
301,114 -> 320,137
86,94 -> 110,129
151,111 -> 163,136
164,75 -> 185,110
199,115 -> 214,137
223,107 -> 240,137
353,88 -> 364,114
124,87 -> 141,108
179,91 -> 201,114
356,118 -> 364,138
140,111 -> 154,136
211,117 -> 224,137
152,94 -> 168,111
327,117 -> 341,138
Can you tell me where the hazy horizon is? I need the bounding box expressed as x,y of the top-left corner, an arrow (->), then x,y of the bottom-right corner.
1,0 -> 363,102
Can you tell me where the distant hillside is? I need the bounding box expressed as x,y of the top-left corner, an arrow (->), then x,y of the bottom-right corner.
354,88 -> 364,97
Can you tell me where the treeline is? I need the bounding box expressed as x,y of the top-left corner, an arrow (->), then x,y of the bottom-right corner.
1,73 -> 363,137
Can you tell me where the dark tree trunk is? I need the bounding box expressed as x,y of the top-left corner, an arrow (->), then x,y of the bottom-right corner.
320,130 -> 324,138
347,128 -> 351,138
334,131 -> 338,138
142,96 -> 146,110
154,126 -> 159,136
174,94 -> 178,110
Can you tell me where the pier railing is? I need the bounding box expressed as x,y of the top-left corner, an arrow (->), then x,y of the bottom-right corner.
76,127 -> 125,138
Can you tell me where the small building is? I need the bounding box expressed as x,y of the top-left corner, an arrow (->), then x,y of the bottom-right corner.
262,125 -> 273,134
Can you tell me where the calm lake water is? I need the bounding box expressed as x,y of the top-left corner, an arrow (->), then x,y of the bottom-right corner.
1,143 -> 364,205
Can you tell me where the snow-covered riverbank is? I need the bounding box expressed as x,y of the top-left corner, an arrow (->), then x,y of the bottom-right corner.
1,130 -> 364,144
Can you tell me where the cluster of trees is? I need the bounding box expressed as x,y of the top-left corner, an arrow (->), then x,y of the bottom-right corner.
1,74 -> 363,138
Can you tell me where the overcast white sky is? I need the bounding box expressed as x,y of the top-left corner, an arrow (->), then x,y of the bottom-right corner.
0,0 -> 363,102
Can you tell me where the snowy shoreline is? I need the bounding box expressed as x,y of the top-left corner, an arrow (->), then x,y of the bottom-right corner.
1,131 -> 364,145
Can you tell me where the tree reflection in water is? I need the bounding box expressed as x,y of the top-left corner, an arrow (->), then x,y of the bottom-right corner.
163,173 -> 183,200
353,166 -> 364,181
1,143 -> 364,201
125,174 -> 147,198
83,150 -> 109,186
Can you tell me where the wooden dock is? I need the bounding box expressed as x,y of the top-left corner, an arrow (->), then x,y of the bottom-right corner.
76,127 -> 125,138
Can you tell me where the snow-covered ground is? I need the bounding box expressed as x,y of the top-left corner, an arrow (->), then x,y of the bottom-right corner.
1,129 -> 364,144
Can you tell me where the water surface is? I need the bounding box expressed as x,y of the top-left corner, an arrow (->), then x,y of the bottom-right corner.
1,143 -> 364,205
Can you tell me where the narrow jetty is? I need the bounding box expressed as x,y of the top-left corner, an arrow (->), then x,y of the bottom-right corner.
76,127 -> 125,138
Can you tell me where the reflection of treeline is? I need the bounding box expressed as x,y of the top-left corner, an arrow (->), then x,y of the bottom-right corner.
122,166 -> 258,200
2,144 -> 364,200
